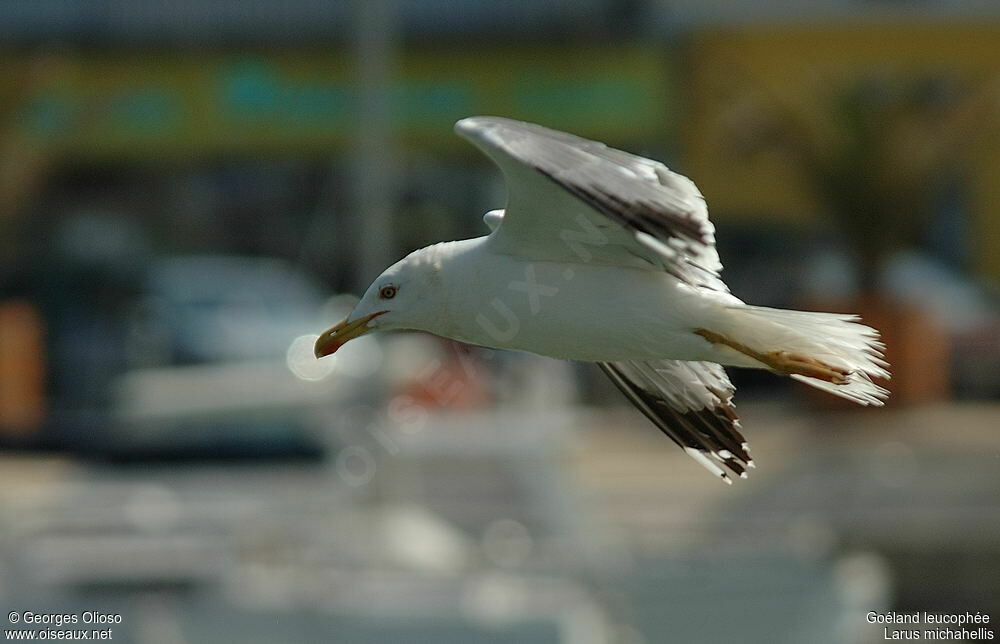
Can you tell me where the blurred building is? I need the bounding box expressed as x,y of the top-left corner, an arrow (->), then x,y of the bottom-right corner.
1,2 -> 999,643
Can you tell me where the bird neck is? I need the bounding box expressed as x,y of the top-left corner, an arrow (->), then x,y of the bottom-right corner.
412,236 -> 494,343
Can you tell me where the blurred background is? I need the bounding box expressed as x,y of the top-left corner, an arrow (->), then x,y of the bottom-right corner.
2,1 -> 999,642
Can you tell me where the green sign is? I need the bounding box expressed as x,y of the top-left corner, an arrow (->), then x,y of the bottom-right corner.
9,47 -> 674,158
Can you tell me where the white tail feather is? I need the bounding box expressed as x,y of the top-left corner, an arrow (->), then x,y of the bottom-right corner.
733,305 -> 891,406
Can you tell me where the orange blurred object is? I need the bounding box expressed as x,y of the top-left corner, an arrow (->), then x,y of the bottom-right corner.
801,297 -> 950,408
0,300 -> 45,435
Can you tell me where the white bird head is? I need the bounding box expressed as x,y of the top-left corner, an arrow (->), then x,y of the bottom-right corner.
314,246 -> 445,358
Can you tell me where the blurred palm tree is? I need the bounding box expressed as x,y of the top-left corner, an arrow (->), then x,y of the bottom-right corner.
727,72 -> 1000,291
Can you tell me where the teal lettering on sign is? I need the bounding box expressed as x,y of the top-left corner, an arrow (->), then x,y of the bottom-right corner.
219,59 -> 351,129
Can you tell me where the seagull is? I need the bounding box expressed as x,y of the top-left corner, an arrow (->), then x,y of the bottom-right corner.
315,116 -> 890,483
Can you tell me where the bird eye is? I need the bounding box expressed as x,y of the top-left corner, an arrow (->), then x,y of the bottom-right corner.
379,285 -> 397,300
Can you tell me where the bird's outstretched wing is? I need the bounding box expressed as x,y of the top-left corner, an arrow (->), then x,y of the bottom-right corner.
598,360 -> 753,483
455,115 -> 728,293
457,116 -> 747,480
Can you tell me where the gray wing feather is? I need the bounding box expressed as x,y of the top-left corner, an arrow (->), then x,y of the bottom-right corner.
598,360 -> 753,482
455,116 -> 727,292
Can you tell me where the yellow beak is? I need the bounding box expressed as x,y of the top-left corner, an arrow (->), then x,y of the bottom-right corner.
314,311 -> 386,358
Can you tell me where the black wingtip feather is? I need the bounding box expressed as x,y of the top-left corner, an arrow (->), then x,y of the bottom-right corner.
598,361 -> 751,481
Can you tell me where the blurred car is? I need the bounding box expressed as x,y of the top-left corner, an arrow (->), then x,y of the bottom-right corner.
49,255 -> 369,459
133,256 -> 327,365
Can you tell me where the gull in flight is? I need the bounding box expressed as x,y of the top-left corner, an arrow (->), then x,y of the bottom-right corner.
315,116 -> 889,483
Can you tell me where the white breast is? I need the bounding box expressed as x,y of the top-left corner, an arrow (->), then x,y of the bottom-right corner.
440,244 -> 731,362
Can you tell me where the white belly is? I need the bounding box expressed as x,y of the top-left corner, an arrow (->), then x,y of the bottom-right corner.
446,256 -> 739,362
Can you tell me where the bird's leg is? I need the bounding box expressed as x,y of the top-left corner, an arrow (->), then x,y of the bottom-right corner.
694,329 -> 852,385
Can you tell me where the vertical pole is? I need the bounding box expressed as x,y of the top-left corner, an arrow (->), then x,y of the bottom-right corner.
352,0 -> 398,292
